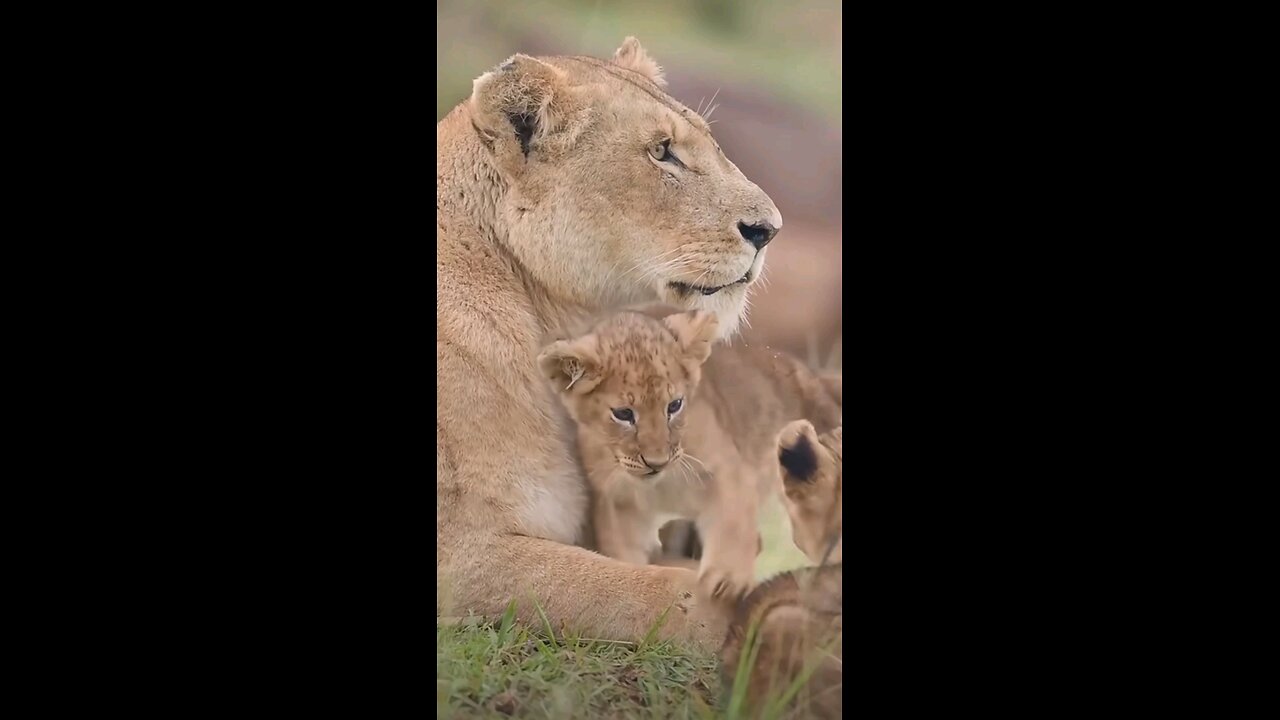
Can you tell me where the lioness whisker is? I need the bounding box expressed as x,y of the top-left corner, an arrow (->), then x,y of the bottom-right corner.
642,258 -> 697,280
702,88 -> 721,121
633,253 -> 697,284
622,247 -> 682,276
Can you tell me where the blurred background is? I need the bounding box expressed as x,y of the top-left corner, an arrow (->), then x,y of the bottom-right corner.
438,0 -> 842,577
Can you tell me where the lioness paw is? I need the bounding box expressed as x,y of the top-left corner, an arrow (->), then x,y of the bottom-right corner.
655,568 -> 731,651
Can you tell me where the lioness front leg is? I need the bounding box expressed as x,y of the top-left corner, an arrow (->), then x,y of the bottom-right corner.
439,532 -> 728,650
695,492 -> 760,600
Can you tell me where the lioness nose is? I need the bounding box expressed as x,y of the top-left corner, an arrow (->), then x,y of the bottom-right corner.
738,221 -> 779,250
641,455 -> 669,472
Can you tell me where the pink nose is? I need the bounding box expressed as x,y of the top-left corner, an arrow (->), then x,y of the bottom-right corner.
641,455 -> 668,472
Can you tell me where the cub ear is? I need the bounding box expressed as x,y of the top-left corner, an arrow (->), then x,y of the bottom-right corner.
777,419 -> 821,492
537,336 -> 603,395
612,36 -> 666,88
663,310 -> 719,366
470,54 -> 582,161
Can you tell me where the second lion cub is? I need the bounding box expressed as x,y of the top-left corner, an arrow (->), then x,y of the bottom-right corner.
538,306 -> 841,599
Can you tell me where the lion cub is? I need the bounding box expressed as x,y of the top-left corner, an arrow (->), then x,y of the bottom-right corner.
721,422 -> 843,719
538,307 -> 841,600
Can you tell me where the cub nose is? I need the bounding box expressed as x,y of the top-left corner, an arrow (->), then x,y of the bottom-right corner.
641,455 -> 669,473
737,221 -> 779,250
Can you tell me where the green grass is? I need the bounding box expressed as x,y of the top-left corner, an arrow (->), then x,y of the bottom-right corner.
437,609 -> 721,719
439,507 -> 816,719
438,602 -> 834,720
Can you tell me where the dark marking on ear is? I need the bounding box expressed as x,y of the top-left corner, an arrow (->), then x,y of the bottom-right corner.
510,113 -> 536,156
779,433 -> 818,481
500,59 -> 516,72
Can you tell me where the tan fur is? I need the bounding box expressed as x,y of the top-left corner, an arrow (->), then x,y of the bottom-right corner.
720,426 -> 844,719
437,39 -> 782,649
777,422 -> 843,564
540,307 -> 841,601
613,36 -> 666,87
720,566 -> 842,719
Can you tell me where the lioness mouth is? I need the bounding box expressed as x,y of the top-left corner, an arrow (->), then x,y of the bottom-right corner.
670,272 -> 751,297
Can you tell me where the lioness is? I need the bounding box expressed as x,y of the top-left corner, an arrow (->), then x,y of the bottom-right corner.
538,307 -> 841,600
437,38 -> 783,648
720,422 -> 843,719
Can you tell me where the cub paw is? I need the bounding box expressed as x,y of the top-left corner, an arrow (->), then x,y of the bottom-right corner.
699,561 -> 755,601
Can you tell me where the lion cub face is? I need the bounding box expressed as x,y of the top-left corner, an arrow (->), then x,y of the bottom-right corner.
538,309 -> 718,478
776,421 -> 843,563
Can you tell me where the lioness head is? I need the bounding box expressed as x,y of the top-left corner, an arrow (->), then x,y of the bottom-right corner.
776,421 -> 843,563
468,37 -> 781,338
538,308 -> 719,478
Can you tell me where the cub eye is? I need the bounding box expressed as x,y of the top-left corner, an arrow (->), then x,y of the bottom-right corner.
648,139 -> 675,163
667,398 -> 683,415
611,408 -> 635,423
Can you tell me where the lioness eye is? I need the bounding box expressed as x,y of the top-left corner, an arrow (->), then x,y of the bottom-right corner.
612,408 -> 635,423
648,139 -> 673,163
667,398 -> 683,415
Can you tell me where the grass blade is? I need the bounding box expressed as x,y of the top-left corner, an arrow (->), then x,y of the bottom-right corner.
498,599 -> 517,645
726,617 -> 764,718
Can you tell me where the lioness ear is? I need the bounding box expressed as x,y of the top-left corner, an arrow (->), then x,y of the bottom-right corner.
537,337 -> 603,395
612,36 -> 666,88
471,54 -> 581,162
663,310 -> 719,366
